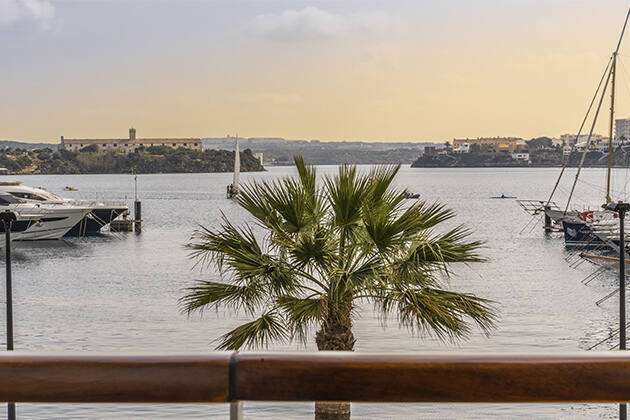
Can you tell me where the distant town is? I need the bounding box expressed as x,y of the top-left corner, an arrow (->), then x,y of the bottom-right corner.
2,118 -> 630,168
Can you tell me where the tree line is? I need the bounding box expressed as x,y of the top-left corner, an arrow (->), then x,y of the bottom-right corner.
0,146 -> 264,174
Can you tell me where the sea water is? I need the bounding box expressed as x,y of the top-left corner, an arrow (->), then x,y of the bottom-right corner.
0,166 -> 628,419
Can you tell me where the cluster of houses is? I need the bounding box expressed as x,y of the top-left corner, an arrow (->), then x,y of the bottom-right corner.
557,133 -> 630,155
425,117 -> 630,163
424,137 -> 532,161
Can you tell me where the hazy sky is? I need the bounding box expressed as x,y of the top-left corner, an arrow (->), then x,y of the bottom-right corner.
2,0 -> 630,142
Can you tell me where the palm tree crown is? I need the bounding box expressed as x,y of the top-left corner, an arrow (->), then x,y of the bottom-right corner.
181,156 -> 496,351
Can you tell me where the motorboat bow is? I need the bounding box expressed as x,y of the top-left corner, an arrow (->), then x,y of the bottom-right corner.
0,182 -> 128,236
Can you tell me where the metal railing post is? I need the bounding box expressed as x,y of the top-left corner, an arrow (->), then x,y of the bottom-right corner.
1,212 -> 16,420
229,351 -> 242,420
230,401 -> 243,420
620,203 -> 628,420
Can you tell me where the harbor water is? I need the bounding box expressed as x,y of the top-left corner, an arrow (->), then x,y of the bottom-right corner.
1,166 -> 630,419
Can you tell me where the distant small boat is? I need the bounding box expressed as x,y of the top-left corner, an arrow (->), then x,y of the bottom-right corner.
490,194 -> 516,199
64,186 -> 78,191
404,193 -> 420,199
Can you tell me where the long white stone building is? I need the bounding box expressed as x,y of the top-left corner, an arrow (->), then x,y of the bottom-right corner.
60,128 -> 202,152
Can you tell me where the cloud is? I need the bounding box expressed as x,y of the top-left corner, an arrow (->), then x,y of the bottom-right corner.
0,0 -> 56,30
249,7 -> 399,43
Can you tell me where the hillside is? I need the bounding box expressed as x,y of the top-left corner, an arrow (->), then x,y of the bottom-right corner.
0,146 -> 264,174
264,148 -> 420,165
411,149 -> 630,168
0,140 -> 57,150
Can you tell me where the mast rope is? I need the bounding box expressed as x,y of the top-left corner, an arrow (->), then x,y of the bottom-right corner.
564,62 -> 615,214
561,7 -> 630,213
545,56 -> 612,207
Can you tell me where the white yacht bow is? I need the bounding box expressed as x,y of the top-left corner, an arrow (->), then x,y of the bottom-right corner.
0,193 -> 91,240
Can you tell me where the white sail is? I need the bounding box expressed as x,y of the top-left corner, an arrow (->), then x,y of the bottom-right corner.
233,136 -> 240,192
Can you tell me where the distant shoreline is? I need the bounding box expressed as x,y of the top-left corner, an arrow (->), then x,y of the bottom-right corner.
409,164 -> 626,168
0,147 -> 264,175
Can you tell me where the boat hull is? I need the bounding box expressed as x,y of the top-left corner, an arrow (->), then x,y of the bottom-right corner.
563,221 -> 600,247
18,208 -> 90,241
65,207 -> 128,236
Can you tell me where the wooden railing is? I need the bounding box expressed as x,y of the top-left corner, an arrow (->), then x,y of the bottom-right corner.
1,352 -> 630,403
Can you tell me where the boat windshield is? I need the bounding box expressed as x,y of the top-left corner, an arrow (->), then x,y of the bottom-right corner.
8,190 -> 63,201
36,190 -> 64,200
0,193 -> 24,205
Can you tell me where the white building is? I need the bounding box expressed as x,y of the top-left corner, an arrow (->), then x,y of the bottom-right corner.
559,133 -> 605,147
60,128 -> 202,152
616,118 -> 630,143
511,153 -> 530,161
453,144 -> 470,154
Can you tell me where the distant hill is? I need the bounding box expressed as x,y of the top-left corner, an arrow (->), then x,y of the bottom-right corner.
264,149 -> 422,165
410,149 -> 630,168
0,140 -> 57,151
203,137 -> 436,152
203,137 -> 437,165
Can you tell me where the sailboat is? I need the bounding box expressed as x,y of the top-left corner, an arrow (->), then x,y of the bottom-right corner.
227,135 -> 240,199
519,8 -> 630,249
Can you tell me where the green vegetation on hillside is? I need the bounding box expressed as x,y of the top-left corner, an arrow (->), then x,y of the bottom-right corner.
264,148 -> 420,165
411,148 -> 630,168
0,147 -> 264,174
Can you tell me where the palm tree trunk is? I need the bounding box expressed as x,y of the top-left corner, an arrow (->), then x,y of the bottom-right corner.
314,310 -> 355,420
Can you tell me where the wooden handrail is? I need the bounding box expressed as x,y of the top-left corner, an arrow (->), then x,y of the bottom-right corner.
1,352 -> 630,403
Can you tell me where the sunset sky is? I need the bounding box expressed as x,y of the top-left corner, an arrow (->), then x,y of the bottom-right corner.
2,0 -> 630,142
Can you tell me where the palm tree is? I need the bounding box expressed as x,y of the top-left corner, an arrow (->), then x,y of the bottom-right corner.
181,156 -> 497,419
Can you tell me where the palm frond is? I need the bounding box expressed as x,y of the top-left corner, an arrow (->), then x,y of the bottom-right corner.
187,218 -> 262,273
366,164 -> 401,203
361,198 -> 455,256
278,295 -> 328,344
324,164 -> 371,231
409,201 -> 456,231
179,280 -> 266,315
187,217 -> 300,294
216,311 -> 289,350
342,253 -> 383,297
293,155 -> 324,218
377,286 -> 496,342
290,226 -> 336,272
407,225 -> 485,273
239,178 -> 310,236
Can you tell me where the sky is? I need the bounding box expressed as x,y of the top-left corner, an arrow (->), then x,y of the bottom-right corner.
2,0 -> 630,143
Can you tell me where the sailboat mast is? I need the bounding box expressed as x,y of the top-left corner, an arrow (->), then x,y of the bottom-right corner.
563,8 -> 630,214
606,52 -> 617,203
233,135 -> 240,192
604,6 -> 630,203
545,57 -> 612,208
564,65 -> 613,215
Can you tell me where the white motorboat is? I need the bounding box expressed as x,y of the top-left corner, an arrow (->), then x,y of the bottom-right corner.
0,182 -> 128,236
0,193 -> 91,240
0,210 -> 41,244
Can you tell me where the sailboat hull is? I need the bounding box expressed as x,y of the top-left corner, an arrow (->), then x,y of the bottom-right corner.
563,221 -> 597,247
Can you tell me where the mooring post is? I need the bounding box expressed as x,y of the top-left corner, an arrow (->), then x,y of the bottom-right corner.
544,205 -> 552,233
133,174 -> 141,233
1,211 -> 16,420
134,200 -> 142,233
